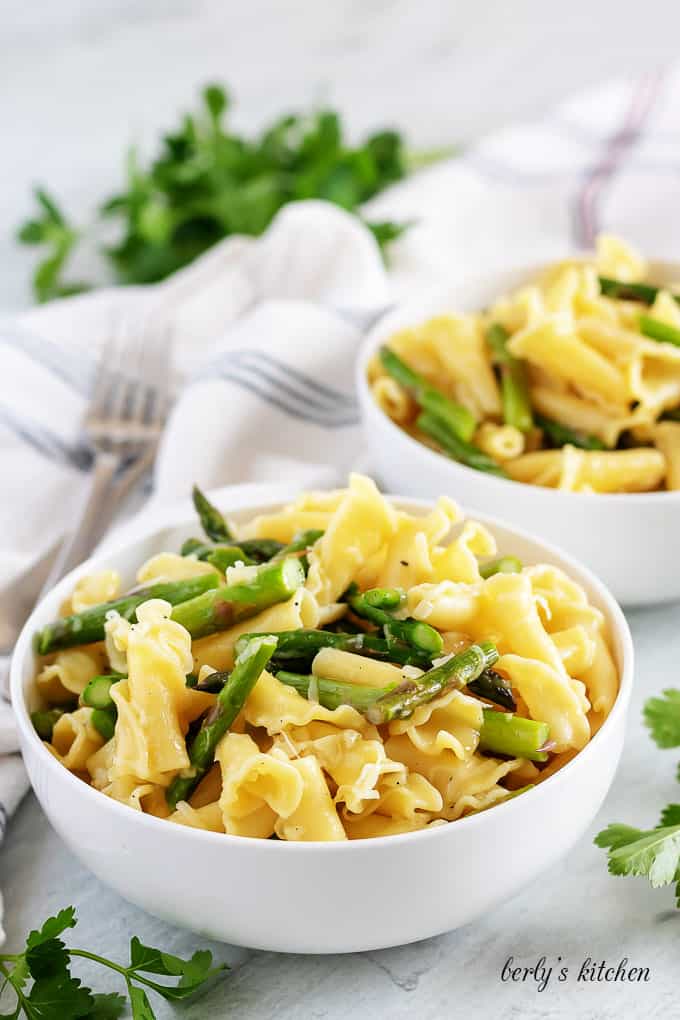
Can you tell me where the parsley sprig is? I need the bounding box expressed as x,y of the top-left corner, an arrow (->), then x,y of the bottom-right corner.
18,83 -> 427,302
0,906 -> 225,1018
595,688 -> 680,904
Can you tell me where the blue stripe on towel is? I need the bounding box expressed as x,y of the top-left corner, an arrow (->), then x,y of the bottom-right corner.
0,324 -> 95,396
0,404 -> 92,471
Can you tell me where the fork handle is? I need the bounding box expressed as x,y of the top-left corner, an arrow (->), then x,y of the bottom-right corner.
40,452 -> 121,597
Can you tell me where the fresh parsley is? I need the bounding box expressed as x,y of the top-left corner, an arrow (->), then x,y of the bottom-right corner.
0,906 -> 225,1019
18,83 -> 426,302
595,686 -> 680,904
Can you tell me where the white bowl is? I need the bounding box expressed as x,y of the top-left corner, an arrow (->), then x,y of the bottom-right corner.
357,260 -> 680,607
11,490 -> 633,953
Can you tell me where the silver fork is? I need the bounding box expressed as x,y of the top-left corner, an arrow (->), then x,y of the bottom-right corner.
0,313 -> 172,695
41,313 -> 173,589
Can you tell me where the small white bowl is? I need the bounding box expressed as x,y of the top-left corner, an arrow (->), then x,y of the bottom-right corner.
357,260 -> 680,607
11,490 -> 633,953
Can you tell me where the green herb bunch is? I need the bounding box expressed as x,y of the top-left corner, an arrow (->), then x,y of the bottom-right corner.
596,689 -> 680,903
0,906 -> 225,1018
18,83 -> 415,302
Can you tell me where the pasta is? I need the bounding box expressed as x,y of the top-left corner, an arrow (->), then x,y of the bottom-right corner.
370,235 -> 680,493
32,476 -> 618,841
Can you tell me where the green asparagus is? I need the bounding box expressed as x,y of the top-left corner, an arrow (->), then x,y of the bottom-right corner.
276,670 -> 547,758
80,673 -> 124,711
347,586 -> 443,656
598,276 -> 671,305
181,537 -> 284,563
467,668 -> 516,710
535,414 -> 606,451
166,635 -> 277,808
639,314 -> 680,348
235,628 -> 433,668
276,670 -> 393,713
236,539 -> 286,562
191,669 -> 231,693
31,708 -> 65,741
379,345 -> 477,441
478,555 -> 523,580
366,641 -> 499,724
416,411 -> 507,477
486,323 -> 534,433
180,537 -> 205,556
271,529 -> 324,561
206,546 -> 256,572
170,557 -> 304,640
478,710 -> 550,761
192,485 -> 233,542
91,707 -> 116,742
34,573 -> 220,655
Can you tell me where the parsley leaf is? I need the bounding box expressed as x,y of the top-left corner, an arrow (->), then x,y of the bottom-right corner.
0,907 -> 225,1019
659,804 -> 680,827
596,687 -> 680,907
18,83 -> 430,301
644,688 -> 680,748
17,191 -> 87,303
128,938 -> 224,1000
595,823 -> 680,886
26,971 -> 94,1019
86,994 -> 127,1019
127,988 -> 155,1020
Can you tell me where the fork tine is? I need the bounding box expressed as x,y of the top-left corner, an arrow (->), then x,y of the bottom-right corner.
140,320 -> 173,427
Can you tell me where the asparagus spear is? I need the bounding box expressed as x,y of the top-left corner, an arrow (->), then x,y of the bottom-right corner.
192,485 -> 233,542
170,557 -> 304,639
235,628 -> 433,668
534,414 -> 606,451
166,635 -> 277,808
206,547 -> 256,572
236,539 -> 286,562
276,670 -> 548,758
276,670 -> 391,713
80,673 -> 124,711
31,708 -> 65,741
598,276 -> 669,305
486,323 -> 534,433
180,538 -> 205,557
379,345 -> 477,441
190,670 -> 231,693
347,586 -> 443,656
91,707 -> 116,742
478,555 -> 523,580
366,641 -> 499,724
467,668 -> 516,710
271,529 -> 324,561
639,315 -> 680,348
417,411 -> 508,477
181,537 -> 284,563
478,710 -> 550,762
34,573 -> 220,655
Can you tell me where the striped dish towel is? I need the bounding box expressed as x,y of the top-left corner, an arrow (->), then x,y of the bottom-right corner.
1,67 -> 678,937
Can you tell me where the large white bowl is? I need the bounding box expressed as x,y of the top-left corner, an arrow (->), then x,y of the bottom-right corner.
356,260 -> 680,607
11,489 -> 633,953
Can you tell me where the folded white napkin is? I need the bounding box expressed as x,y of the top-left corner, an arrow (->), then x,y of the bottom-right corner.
2,68 -> 679,938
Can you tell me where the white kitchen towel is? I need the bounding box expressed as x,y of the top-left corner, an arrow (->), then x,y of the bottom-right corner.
2,67 -> 680,932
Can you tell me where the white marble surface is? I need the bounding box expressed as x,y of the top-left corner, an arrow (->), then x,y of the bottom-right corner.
4,2 -> 680,1017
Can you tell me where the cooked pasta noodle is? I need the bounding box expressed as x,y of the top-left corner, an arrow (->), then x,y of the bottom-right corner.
370,236 -> 680,492
32,476 -> 618,840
